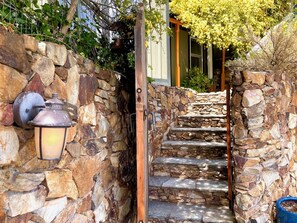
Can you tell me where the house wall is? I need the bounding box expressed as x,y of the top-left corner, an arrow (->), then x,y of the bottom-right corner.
232,70 -> 297,222
147,32 -> 170,85
147,0 -> 170,86
0,28 -> 135,223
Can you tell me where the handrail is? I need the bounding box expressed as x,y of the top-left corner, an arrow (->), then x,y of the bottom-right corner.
226,81 -> 233,204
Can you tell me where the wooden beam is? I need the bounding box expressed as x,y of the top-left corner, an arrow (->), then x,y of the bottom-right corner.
170,17 -> 183,26
169,18 -> 182,86
135,3 -> 148,223
226,83 -> 232,203
175,24 -> 180,87
221,49 -> 226,91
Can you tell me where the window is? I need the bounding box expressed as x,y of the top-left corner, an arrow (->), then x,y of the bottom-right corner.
189,37 -> 203,70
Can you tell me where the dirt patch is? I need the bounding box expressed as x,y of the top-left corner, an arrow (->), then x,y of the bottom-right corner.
281,200 -> 297,213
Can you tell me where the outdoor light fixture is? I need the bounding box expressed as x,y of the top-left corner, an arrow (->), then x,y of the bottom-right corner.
13,92 -> 75,160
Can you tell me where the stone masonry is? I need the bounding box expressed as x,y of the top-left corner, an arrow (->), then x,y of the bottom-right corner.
232,70 -> 297,222
147,84 -> 199,162
148,88 -> 234,222
0,28 -> 135,222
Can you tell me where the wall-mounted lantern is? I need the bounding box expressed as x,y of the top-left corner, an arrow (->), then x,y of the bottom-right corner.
13,92 -> 75,160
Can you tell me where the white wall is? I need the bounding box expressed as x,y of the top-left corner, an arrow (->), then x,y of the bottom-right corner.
147,1 -> 171,86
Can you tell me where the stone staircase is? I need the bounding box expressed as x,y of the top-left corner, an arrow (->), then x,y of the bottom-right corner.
148,91 -> 234,223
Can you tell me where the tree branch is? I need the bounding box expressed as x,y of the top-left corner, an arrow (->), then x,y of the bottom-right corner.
61,0 -> 79,35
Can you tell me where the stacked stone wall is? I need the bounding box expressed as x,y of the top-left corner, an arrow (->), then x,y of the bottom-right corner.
0,28 -> 135,222
232,70 -> 297,222
147,85 -> 198,162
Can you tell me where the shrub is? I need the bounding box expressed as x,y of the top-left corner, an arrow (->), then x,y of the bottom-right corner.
181,67 -> 212,92
227,13 -> 297,76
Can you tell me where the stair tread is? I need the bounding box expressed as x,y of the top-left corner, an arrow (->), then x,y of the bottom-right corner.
162,140 -> 227,147
171,127 -> 227,132
191,102 -> 226,106
179,114 -> 226,118
149,200 -> 234,222
149,176 -> 228,192
196,91 -> 226,96
152,157 -> 227,167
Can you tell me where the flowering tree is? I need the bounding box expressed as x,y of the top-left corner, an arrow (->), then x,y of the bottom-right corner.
170,0 -> 295,89
170,0 -> 294,50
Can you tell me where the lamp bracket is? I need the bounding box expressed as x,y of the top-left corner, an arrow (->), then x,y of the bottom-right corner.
13,92 -> 45,129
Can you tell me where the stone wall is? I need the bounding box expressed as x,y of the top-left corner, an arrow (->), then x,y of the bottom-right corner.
147,84 -> 198,164
0,28 -> 135,222
232,70 -> 297,222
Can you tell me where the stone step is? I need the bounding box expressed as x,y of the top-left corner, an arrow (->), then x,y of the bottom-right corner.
148,200 -> 235,223
191,102 -> 226,107
168,127 -> 227,142
188,102 -> 227,116
161,140 -> 227,159
178,114 -> 227,128
149,176 -> 229,206
152,157 -> 227,180
171,127 -> 227,132
194,91 -> 227,104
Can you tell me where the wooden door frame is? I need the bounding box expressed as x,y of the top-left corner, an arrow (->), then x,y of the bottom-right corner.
135,3 -> 148,222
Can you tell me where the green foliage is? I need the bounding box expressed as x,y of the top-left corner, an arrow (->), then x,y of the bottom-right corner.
170,0 -> 296,52
0,0 -> 113,67
181,67 -> 212,92
147,76 -> 155,84
0,0 -> 167,76
227,15 -> 297,76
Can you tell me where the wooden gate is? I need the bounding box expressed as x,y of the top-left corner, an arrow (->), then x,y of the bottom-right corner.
135,4 -> 148,223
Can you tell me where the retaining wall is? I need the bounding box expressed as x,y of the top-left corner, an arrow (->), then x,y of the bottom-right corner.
0,27 -> 135,223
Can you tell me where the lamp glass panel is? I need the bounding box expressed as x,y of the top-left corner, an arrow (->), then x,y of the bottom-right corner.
34,127 -> 68,160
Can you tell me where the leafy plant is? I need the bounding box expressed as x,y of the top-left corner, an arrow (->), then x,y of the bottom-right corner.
170,0 -> 295,52
147,76 -> 155,84
227,14 -> 297,75
0,0 -> 167,78
181,67 -> 212,92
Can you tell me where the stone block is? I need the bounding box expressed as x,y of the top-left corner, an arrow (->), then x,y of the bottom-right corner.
0,64 -> 27,102
77,192 -> 92,213
79,75 -> 98,106
92,178 -> 104,208
55,66 -> 68,80
0,171 -> 44,192
69,156 -> 102,197
94,201 -> 107,223
34,196 -> 67,223
23,35 -> 38,52
242,89 -> 263,107
291,92 -> 297,106
79,103 -> 97,126
52,201 -> 77,223
7,186 -> 46,217
119,196 -> 131,220
45,169 -> 78,200
242,71 -> 266,85
0,126 -> 19,165
25,74 -> 45,96
31,56 -> 55,87
0,103 -> 13,126
46,42 -> 67,66
288,113 -> 297,129
44,75 -> 67,100
0,27 -> 30,73
66,65 -> 80,105
37,42 -> 46,55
